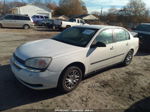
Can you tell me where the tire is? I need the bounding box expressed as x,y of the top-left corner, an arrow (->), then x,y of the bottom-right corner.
122,50 -> 134,66
66,25 -> 71,29
23,24 -> 30,29
0,24 -> 3,28
42,23 -> 45,26
58,66 -> 82,93
52,26 -> 56,30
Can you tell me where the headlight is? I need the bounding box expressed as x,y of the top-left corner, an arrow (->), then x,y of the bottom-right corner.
25,57 -> 52,70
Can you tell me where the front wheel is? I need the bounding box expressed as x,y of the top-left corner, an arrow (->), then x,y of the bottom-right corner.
58,66 -> 82,93
0,24 -> 3,28
122,50 -> 134,66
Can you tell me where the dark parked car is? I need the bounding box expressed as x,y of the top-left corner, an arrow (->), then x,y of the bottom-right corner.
133,23 -> 150,51
36,19 -> 53,26
36,19 -> 62,30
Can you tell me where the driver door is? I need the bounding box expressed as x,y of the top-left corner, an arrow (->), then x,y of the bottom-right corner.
88,29 -> 116,72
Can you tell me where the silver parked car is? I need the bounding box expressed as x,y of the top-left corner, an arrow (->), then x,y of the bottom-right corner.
0,14 -> 34,29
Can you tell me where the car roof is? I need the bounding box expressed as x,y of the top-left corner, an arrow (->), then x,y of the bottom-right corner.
74,25 -> 123,30
6,14 -> 29,17
140,23 -> 150,25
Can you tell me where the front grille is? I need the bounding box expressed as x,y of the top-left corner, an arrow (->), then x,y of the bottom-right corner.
13,54 -> 25,65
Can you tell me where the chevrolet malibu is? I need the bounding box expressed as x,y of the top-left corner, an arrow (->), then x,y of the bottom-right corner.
10,25 -> 139,92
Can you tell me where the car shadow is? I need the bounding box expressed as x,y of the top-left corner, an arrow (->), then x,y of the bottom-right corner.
34,26 -> 61,32
125,97 -> 150,112
84,63 -> 123,80
0,65 -> 64,111
136,50 -> 150,56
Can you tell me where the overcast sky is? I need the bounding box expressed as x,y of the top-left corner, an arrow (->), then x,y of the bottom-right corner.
5,0 -> 150,13
83,0 -> 150,13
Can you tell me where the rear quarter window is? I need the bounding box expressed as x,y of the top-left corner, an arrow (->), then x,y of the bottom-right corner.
23,16 -> 30,20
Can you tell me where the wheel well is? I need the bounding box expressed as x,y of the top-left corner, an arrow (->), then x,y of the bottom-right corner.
57,62 -> 86,87
62,62 -> 85,78
130,49 -> 134,54
66,25 -> 71,28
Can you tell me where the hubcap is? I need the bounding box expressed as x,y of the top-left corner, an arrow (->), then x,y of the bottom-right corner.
126,51 -> 133,64
64,69 -> 81,89
24,25 -> 29,29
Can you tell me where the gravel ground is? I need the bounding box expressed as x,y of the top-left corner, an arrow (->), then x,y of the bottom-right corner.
0,28 -> 150,112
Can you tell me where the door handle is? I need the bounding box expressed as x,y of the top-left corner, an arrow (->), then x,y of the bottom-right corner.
110,46 -> 114,50
126,43 -> 129,46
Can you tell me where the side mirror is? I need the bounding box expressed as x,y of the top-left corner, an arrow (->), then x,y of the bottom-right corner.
91,42 -> 106,48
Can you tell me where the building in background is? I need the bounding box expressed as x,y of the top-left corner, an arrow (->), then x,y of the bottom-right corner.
53,15 -> 69,21
73,14 -> 99,21
11,4 -> 52,19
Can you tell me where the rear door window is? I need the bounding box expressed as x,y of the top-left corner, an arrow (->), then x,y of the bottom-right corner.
23,16 -> 30,20
114,29 -> 130,42
40,16 -> 44,19
44,16 -> 48,19
35,16 -> 40,19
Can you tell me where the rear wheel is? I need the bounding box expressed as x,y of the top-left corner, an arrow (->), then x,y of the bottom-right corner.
122,50 -> 134,66
66,25 -> 71,29
23,24 -> 30,29
0,24 -> 3,28
52,25 -> 56,30
58,66 -> 82,93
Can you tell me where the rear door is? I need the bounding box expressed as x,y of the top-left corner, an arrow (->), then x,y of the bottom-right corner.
2,15 -> 15,27
13,15 -> 23,27
112,29 -> 130,63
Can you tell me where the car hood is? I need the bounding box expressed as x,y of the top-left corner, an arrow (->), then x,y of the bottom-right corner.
15,39 -> 82,60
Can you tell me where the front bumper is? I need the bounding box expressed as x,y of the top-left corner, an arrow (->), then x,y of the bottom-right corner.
10,57 -> 61,90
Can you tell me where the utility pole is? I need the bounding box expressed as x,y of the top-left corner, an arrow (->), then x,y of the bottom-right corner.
3,0 -> 6,15
100,7 -> 103,16
99,6 -> 103,21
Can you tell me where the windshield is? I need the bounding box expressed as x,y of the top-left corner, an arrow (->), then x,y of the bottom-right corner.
52,27 -> 98,47
136,24 -> 150,32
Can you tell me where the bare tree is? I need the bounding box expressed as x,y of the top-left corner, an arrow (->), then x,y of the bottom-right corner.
125,0 -> 147,16
55,0 -> 88,16
123,0 -> 149,24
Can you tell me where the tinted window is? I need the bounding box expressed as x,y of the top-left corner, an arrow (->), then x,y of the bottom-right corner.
45,16 -> 48,19
94,29 -> 113,44
14,15 -> 23,20
114,29 -> 130,42
23,16 -> 30,20
35,16 -> 40,18
13,15 -> 30,21
69,18 -> 76,22
40,16 -> 44,19
4,15 -> 14,20
136,24 -> 150,32
32,15 -> 36,18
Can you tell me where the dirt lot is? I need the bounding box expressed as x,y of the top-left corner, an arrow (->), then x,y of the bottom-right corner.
0,28 -> 150,112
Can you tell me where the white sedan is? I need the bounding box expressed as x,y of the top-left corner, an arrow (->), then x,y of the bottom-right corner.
10,25 -> 139,92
